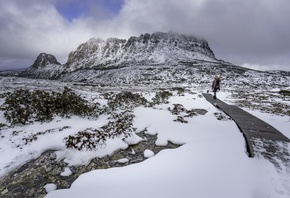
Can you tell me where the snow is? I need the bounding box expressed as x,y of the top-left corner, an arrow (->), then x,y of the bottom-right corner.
44,91 -> 288,198
143,149 -> 154,158
55,137 -> 130,166
44,183 -> 57,193
0,115 -> 110,177
0,78 -> 289,198
60,167 -> 72,177
116,158 -> 129,163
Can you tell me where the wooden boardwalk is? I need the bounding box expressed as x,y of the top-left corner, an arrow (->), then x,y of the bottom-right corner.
203,93 -> 290,157
203,93 -> 290,196
203,94 -> 290,197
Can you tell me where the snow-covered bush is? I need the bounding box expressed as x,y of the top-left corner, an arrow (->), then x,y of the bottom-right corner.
172,87 -> 185,95
279,90 -> 290,96
53,87 -> 98,118
65,111 -> 135,150
65,129 -> 107,150
1,87 -> 98,125
101,110 -> 136,136
151,91 -> 173,105
104,91 -> 148,110
0,123 -> 6,129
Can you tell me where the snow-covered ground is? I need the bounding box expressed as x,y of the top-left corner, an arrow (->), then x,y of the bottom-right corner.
0,77 -> 289,198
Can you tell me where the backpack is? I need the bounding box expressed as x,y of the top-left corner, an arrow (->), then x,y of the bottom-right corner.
215,78 -> 220,89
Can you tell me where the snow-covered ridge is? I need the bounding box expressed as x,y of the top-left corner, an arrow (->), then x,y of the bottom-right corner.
21,32 -> 217,79
64,32 -> 216,72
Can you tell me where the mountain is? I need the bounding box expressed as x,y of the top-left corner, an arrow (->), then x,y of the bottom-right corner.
20,32 -> 290,89
21,32 -> 216,77
64,32 -> 216,72
20,53 -> 64,79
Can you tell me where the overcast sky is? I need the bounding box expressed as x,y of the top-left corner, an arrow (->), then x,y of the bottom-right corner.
0,0 -> 289,71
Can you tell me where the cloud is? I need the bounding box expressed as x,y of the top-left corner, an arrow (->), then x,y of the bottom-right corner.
0,0 -> 96,69
0,0 -> 289,71
113,0 -> 290,70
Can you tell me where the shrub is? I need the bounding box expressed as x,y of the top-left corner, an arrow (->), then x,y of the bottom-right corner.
1,87 -> 98,125
151,91 -> 173,105
172,87 -> 185,95
53,87 -> 98,118
0,123 -> 6,129
65,111 -> 135,150
105,91 -> 148,110
279,90 -> 290,96
101,111 -> 135,137
65,129 -> 106,150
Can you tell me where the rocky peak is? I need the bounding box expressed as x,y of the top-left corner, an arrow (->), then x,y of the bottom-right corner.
125,32 -> 215,58
64,32 -> 216,71
31,53 -> 61,69
20,53 -> 63,79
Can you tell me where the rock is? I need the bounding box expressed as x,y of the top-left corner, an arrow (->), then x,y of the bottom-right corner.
44,183 -> 57,193
144,149 -> 155,158
171,104 -> 186,114
28,188 -> 35,197
1,189 -> 8,195
174,116 -> 188,123
60,167 -> 72,177
20,53 -> 63,79
31,53 -> 61,69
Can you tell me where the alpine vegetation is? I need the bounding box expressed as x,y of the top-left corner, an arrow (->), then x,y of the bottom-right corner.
1,87 -> 98,125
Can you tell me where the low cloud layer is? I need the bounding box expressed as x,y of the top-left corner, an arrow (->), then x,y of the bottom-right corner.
0,0 -> 289,71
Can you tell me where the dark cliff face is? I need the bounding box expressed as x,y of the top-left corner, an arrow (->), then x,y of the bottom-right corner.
31,53 -> 61,68
20,53 -> 63,79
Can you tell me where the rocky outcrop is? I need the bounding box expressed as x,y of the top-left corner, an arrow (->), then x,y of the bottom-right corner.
20,53 -> 64,79
31,53 -> 61,68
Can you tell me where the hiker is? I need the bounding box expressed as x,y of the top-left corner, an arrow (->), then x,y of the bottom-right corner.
212,76 -> 221,99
